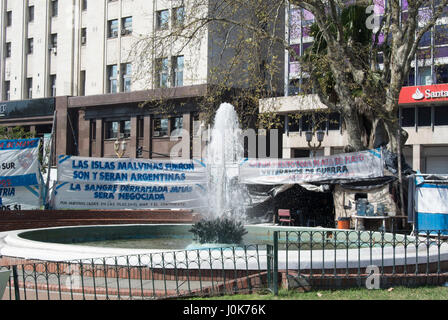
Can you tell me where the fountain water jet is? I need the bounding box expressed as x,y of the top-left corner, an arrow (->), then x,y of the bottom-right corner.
206,103 -> 248,223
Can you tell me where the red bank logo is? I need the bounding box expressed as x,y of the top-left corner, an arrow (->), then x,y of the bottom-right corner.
412,88 -> 424,100
412,87 -> 448,101
400,84 -> 448,104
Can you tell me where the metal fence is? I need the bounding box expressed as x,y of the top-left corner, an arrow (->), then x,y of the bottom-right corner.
1,229 -> 448,300
0,244 -> 268,300
277,229 -> 448,290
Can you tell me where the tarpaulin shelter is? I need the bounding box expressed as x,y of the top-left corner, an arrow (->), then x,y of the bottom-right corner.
408,174 -> 448,235
242,148 -> 412,230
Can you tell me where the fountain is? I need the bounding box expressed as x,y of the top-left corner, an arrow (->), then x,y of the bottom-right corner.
207,102 -> 247,221
188,103 -> 249,245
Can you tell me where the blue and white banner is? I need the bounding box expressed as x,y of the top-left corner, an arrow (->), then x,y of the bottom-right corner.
57,156 -> 207,185
0,185 -> 42,210
0,139 -> 41,187
416,184 -> 448,214
416,182 -> 448,232
53,181 -> 208,210
239,149 -> 384,185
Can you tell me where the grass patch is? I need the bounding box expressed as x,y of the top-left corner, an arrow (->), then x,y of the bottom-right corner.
189,286 -> 448,300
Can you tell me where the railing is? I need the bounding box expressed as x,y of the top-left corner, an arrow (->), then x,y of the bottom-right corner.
278,230 -> 448,290
0,244 -> 267,300
1,230 -> 448,299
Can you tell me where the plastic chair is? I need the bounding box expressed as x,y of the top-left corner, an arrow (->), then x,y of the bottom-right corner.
278,209 -> 294,226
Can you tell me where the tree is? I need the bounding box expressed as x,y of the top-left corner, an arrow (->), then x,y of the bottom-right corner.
130,0 -> 448,153
0,126 -> 35,140
290,0 -> 448,152
129,0 -> 286,129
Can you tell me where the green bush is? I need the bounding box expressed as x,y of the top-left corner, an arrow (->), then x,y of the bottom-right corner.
189,218 -> 248,244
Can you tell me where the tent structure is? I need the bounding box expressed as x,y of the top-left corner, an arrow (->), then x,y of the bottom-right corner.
243,148 -> 414,231
408,174 -> 448,235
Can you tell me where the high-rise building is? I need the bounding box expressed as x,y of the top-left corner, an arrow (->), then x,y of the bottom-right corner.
0,0 -> 284,159
260,1 -> 448,174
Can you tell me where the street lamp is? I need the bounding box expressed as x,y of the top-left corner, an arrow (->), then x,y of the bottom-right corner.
305,130 -> 324,157
114,134 -> 127,158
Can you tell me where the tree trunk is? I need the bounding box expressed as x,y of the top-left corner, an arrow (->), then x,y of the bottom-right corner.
342,109 -> 366,152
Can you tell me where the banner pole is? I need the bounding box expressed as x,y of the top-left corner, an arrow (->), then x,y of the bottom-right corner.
44,110 -> 57,209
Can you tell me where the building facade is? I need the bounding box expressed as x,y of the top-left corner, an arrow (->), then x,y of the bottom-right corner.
0,0 -> 284,160
262,1 -> 448,174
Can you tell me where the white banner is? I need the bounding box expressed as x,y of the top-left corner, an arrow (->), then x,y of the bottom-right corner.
57,156 -> 207,185
0,139 -> 41,187
0,185 -> 42,210
239,149 -> 384,185
53,181 -> 208,210
416,184 -> 448,214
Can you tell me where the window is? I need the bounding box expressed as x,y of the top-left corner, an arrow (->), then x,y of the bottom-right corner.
435,25 -> 448,46
105,121 -> 119,139
288,116 -> 300,132
401,108 -> 415,127
417,107 -> 431,127
434,106 -> 448,126
418,30 -> 431,47
49,75 -> 56,97
156,10 -> 169,30
121,17 -> 132,35
81,28 -> 87,45
121,63 -> 132,92
50,33 -> 58,48
80,71 -> 86,96
82,0 -> 87,11
107,65 -> 118,93
26,78 -> 33,99
28,6 -> 34,22
27,38 -> 34,54
301,114 -> 312,132
328,112 -> 341,130
156,57 -> 169,88
436,65 -> 448,84
6,11 -> 12,27
120,120 -> 131,138
293,149 -> 310,158
418,66 -> 432,85
4,81 -> 10,101
51,0 -> 58,17
5,42 -> 11,58
404,68 -> 415,86
153,118 -> 169,137
172,7 -> 185,27
171,117 -> 183,135
172,56 -> 184,87
108,19 -> 119,38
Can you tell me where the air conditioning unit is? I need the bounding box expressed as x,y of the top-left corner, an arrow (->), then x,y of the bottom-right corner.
121,29 -> 127,35
81,36 -> 86,44
52,47 -> 57,55
153,131 -> 160,137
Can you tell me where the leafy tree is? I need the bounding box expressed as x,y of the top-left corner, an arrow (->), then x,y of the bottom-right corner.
0,126 -> 35,140
131,0 -> 448,153
289,0 -> 448,152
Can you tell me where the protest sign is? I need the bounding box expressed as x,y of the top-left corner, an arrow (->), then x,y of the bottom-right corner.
57,155 -> 207,185
239,149 -> 384,185
53,181 -> 207,210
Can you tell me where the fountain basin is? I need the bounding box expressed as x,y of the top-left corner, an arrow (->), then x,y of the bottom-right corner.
0,224 -> 432,266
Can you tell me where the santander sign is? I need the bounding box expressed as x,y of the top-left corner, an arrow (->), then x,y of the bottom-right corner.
399,84 -> 448,104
